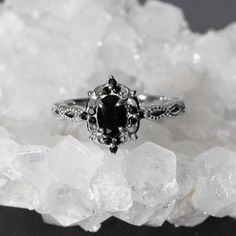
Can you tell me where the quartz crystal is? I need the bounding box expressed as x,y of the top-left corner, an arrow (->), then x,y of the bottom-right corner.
0,0 -> 236,232
192,147 -> 236,217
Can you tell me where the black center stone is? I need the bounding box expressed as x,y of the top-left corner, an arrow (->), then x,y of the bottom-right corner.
97,95 -> 127,138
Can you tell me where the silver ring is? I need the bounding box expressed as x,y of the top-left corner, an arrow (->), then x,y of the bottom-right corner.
52,75 -> 185,153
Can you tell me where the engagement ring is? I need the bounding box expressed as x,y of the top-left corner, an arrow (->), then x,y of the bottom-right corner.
52,75 -> 185,153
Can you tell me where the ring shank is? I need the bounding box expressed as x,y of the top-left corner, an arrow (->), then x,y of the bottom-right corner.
56,95 -> 178,107
137,94 -> 177,106
137,94 -> 185,119
54,98 -> 88,107
52,94 -> 185,121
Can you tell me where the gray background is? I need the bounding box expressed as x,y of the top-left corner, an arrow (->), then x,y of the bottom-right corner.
1,0 -> 236,235
1,0 -> 235,32
162,0 -> 236,33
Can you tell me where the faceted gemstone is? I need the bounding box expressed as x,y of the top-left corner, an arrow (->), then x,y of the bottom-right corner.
110,145 -> 118,154
97,95 -> 127,139
80,112 -> 88,120
129,117 -> 137,125
108,77 -> 117,87
129,106 -> 138,114
89,117 -> 96,125
113,86 -> 121,94
103,86 -> 111,95
139,111 -> 145,119
115,138 -> 122,145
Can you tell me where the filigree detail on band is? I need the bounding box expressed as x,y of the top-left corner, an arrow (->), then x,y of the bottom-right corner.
144,98 -> 185,120
52,103 -> 85,122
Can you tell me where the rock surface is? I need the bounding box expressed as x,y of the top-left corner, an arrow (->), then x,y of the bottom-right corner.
0,0 -> 236,232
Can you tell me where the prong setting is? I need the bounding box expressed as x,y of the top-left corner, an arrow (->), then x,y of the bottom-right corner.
130,90 -> 137,96
88,90 -> 97,99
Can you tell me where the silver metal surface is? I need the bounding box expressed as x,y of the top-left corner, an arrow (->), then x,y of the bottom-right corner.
52,95 -> 185,121
52,76 -> 185,153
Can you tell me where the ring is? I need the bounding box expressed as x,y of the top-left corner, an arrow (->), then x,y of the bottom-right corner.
52,75 -> 185,154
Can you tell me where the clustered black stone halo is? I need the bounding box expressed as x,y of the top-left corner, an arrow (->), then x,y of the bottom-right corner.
52,75 -> 185,154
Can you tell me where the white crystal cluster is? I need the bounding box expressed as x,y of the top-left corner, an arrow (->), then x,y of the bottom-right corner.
0,0 -> 236,232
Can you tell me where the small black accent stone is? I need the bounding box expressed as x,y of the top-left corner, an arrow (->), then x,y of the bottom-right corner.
89,117 -> 96,125
80,112 -> 88,120
129,117 -> 137,125
104,137 -> 112,145
103,86 -> 111,95
129,106 -> 138,114
55,109 -> 60,115
115,138 -> 122,145
108,76 -> 117,87
65,111 -> 75,119
113,86 -> 121,94
139,111 -> 145,119
110,145 -> 118,154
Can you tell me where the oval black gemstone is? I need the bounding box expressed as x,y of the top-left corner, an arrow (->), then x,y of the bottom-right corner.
97,95 -> 127,139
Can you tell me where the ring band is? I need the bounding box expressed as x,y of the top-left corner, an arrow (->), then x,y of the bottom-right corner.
52,95 -> 185,121
52,75 -> 185,153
